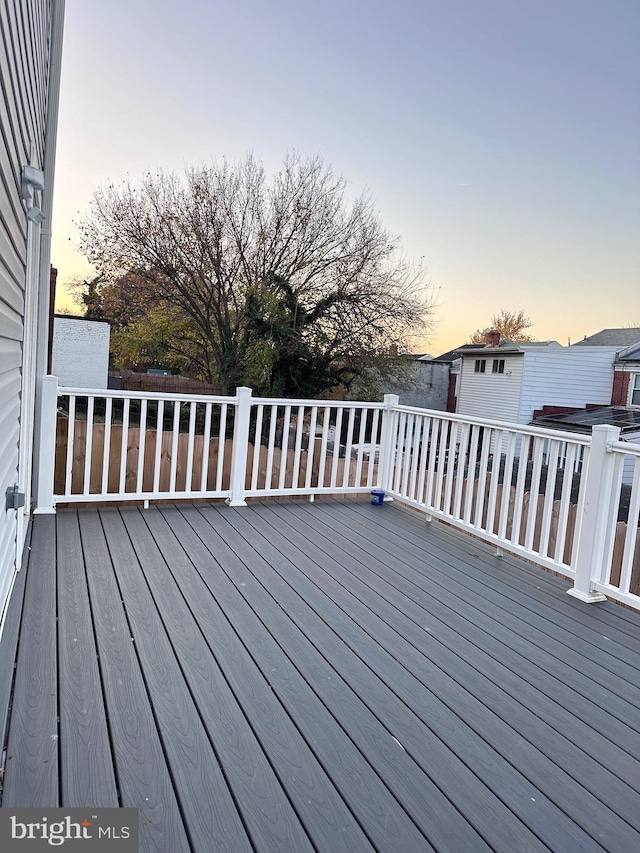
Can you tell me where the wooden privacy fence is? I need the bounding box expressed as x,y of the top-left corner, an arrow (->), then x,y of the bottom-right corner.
54,418 -> 376,501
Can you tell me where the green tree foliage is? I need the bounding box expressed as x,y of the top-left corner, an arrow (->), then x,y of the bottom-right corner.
469,309 -> 535,344
76,154 -> 433,395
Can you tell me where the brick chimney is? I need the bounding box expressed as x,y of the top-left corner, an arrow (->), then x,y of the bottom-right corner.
484,329 -> 500,348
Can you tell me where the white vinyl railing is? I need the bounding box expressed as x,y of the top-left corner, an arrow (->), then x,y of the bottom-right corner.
34,377 -> 640,611
589,439 -> 640,609
383,403 -> 590,580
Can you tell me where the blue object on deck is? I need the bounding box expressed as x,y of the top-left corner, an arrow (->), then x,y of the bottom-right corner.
371,489 -> 385,505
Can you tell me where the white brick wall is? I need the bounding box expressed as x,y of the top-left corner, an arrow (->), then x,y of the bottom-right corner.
52,317 -> 110,389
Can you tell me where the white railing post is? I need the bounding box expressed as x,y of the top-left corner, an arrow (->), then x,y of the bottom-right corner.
567,424 -> 621,603
227,386 -> 252,506
34,374 -> 58,514
377,394 -> 400,493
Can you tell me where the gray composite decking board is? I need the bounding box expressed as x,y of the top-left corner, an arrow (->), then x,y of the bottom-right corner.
97,509 -> 253,853
56,511 -> 119,807
302,501 -> 640,785
354,499 -> 640,647
202,505 -> 602,853
312,498 -> 640,716
269,501 -> 640,813
2,514 -> 58,807
167,505 -> 483,853
150,504 -> 422,853
0,526 -> 28,758
76,510 -> 191,853
240,502 -> 636,852
317,501 -> 640,710
130,508 -> 378,853
366,504 -> 640,661
182,504 -> 545,853
115,507 -> 316,853
331,501 -> 640,674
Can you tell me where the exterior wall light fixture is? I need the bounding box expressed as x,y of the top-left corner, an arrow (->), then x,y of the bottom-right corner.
21,165 -> 46,224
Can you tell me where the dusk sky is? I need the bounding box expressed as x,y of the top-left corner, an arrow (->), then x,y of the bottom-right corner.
52,0 -> 639,354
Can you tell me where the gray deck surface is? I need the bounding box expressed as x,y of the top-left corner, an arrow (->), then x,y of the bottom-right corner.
2,498 -> 640,852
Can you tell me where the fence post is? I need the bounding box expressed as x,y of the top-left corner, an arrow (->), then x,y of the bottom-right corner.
227,386 -> 252,507
33,374 -> 58,514
567,424 -> 621,603
377,394 -> 400,494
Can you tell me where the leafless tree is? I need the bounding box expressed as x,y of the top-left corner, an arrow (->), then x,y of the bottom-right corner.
77,154 -> 434,394
469,309 -> 535,344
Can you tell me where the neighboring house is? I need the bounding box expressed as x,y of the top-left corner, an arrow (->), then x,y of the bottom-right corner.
432,344 -> 481,412
611,342 -> 640,409
0,0 -> 65,627
454,336 -> 619,425
348,354 -> 450,411
52,315 -> 111,389
572,328 -> 640,348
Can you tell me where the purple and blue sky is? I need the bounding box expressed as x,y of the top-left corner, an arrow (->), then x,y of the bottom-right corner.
52,0 -> 639,353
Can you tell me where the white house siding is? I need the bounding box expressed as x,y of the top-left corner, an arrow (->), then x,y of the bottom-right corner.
517,347 -> 619,424
52,316 -> 110,389
456,354 -> 524,424
0,0 -> 61,627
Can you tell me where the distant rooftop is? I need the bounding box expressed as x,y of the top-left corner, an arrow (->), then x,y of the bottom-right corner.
572,328 -> 640,347
532,406 -> 640,434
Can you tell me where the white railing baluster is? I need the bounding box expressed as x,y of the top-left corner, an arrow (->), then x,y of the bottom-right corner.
510,434 -> 530,547
462,425 -> 480,523
442,421 -> 459,515
366,408 -> 379,489
415,415 -> 430,505
64,395 -> 76,496
317,407 -> 330,489
136,399 -> 148,494
101,397 -> 113,495
200,402 -> 212,491
119,398 -> 130,495
473,427 -> 491,529
185,402 -> 197,492
485,430 -> 504,535
216,403 -> 228,492
523,437 -> 544,552
251,404 -> 264,491
292,405 -> 305,489
539,439 -> 560,558
619,459 -> 640,595
497,432 -> 517,540
342,407 -> 356,488
452,422 -> 469,518
169,402 -> 181,493
553,442 -> 576,566
305,406 -> 318,489
83,396 -> 94,496
265,405 -> 278,490
330,408 -> 343,489
278,405 -> 292,490
152,400 -> 164,494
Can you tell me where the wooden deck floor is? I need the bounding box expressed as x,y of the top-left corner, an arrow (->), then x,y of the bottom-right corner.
1,499 -> 640,852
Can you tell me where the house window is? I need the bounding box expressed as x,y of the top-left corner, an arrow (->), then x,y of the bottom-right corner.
631,374 -> 640,406
474,359 -> 486,373
492,359 -> 505,374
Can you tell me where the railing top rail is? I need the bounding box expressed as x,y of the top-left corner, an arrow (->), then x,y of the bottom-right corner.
609,440 -> 640,456
392,404 -> 592,445
57,386 -> 238,405
251,397 -> 386,410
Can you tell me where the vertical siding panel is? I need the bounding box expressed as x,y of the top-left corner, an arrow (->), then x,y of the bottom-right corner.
0,0 -> 55,622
